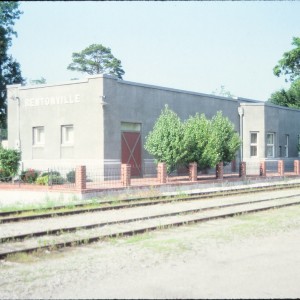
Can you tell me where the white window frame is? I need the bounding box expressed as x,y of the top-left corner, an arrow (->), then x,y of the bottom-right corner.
266,133 -> 275,158
285,134 -> 289,158
61,125 -> 74,146
250,132 -> 258,157
33,126 -> 45,146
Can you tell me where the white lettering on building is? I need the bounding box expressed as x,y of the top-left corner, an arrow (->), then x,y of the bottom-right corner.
24,94 -> 81,107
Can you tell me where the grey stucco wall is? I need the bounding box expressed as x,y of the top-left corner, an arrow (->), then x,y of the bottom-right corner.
240,104 -> 265,161
103,77 -> 240,163
264,104 -> 300,158
7,76 -> 104,169
241,103 -> 300,161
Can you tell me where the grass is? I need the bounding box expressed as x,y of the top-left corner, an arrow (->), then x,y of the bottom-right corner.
5,248 -> 50,263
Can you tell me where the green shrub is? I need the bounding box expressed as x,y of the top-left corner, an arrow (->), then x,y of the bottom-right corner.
0,169 -> 11,182
0,148 -> 21,182
66,170 -> 75,183
20,169 -> 39,183
50,174 -> 65,185
36,175 -> 49,185
36,174 -> 65,185
40,171 -> 61,177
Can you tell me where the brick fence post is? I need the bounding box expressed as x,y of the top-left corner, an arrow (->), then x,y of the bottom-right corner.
157,162 -> 167,184
189,162 -> 197,182
294,160 -> 300,175
76,165 -> 86,190
121,164 -> 131,187
260,161 -> 266,176
216,162 -> 224,179
239,162 -> 246,178
278,160 -> 284,176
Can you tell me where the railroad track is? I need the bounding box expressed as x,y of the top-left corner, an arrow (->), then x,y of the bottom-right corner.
2,181 -> 300,223
0,183 -> 300,259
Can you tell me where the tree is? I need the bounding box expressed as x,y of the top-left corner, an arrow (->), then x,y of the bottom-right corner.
181,113 -> 211,169
269,37 -> 300,109
144,105 -> 185,173
0,2 -> 24,128
0,147 -> 21,181
0,2 -> 22,46
182,111 -> 240,169
67,44 -> 125,79
145,107 -> 241,174
269,78 -> 300,108
205,111 -> 241,166
212,85 -> 235,98
29,77 -> 46,85
273,37 -> 300,82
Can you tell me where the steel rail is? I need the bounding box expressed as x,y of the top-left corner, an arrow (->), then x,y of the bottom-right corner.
1,193 -> 300,243
1,182 -> 300,223
1,197 -> 300,260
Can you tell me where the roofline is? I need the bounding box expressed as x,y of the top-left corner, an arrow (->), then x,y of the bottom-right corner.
6,74 -> 117,91
240,101 -> 300,112
6,74 -> 267,106
117,78 -> 248,103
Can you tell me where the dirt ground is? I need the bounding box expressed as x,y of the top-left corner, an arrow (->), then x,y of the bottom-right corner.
1,204 -> 300,299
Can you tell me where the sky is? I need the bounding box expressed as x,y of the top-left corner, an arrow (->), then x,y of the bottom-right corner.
8,1 -> 300,101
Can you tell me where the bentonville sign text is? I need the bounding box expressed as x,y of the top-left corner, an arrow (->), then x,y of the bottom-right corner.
24,94 -> 80,107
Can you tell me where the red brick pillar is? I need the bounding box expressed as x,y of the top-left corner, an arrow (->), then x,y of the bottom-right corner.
76,166 -> 86,190
189,162 -> 197,182
278,160 -> 284,176
216,162 -> 224,179
157,162 -> 167,184
260,161 -> 266,176
121,164 -> 131,187
239,162 -> 246,178
294,160 -> 300,175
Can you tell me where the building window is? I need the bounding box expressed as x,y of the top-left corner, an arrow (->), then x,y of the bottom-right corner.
121,122 -> 141,132
285,135 -> 289,157
33,126 -> 45,146
250,132 -> 258,157
61,125 -> 74,145
266,133 -> 275,158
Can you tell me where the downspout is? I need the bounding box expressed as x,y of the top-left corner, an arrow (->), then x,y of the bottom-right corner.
238,106 -> 244,162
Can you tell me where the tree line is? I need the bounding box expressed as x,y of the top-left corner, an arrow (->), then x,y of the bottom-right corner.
269,37 -> 300,108
144,106 -> 241,174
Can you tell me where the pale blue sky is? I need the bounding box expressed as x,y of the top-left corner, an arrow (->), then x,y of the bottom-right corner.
9,1 -> 300,101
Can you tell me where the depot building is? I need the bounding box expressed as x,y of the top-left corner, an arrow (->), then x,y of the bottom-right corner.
7,74 -> 300,175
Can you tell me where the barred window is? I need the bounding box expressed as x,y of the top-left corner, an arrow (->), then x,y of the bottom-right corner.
250,132 -> 258,157
61,125 -> 74,145
33,126 -> 45,146
266,133 -> 275,158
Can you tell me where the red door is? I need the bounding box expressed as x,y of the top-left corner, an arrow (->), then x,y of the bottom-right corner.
121,131 -> 142,177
